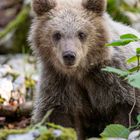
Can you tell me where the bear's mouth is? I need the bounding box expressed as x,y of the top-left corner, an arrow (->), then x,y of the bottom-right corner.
65,65 -> 75,69
63,62 -> 77,70
64,61 -> 75,67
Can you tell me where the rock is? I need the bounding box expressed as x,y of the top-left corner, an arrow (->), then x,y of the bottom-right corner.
124,0 -> 139,7
0,78 -> 13,104
13,76 -> 25,94
107,139 -> 126,140
0,55 -> 8,64
7,130 -> 40,140
0,64 -> 18,78
7,55 -> 37,77
0,65 -> 11,77
128,130 -> 140,140
125,12 -> 140,32
88,138 -> 126,140
133,23 -> 140,32
24,0 -> 31,5
0,54 -> 38,105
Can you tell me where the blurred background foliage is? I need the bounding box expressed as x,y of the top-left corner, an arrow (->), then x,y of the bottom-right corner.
0,0 -> 140,54
0,0 -> 30,54
107,0 -> 140,24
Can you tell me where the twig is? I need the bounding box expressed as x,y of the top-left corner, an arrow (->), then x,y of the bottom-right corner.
129,88 -> 136,128
129,48 -> 140,128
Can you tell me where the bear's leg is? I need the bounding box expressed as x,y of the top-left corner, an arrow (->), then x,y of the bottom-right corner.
75,118 -> 86,140
71,112 -> 86,140
49,109 -> 86,140
48,107 -> 74,128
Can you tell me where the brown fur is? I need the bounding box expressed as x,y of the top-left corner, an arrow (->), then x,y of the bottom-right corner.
29,0 -> 140,139
32,0 -> 56,15
82,0 -> 106,14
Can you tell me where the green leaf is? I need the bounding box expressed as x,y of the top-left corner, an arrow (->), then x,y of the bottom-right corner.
120,34 -> 139,40
128,66 -> 140,73
136,48 -> 140,55
127,72 -> 140,89
102,67 -> 129,77
137,114 -> 140,124
127,56 -> 138,64
106,39 -> 134,47
100,124 -> 130,139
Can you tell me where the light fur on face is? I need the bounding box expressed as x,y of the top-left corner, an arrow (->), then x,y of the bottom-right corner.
30,0 -> 110,75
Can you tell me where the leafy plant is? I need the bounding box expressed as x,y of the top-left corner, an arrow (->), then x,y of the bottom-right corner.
100,115 -> 140,139
103,33 -> 140,89
100,124 -> 130,138
101,33 -> 140,139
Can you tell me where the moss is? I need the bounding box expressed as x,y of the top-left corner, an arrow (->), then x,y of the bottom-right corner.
0,129 -> 28,140
37,123 -> 76,140
37,123 -> 77,140
0,123 -> 76,140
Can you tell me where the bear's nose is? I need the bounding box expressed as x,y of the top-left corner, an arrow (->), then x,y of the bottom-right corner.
63,51 -> 76,66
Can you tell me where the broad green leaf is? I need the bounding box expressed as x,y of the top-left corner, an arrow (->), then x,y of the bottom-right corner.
128,66 -> 140,73
137,114 -> 140,124
106,39 -> 134,47
100,124 -> 130,139
127,72 -> 140,89
127,56 -> 138,64
102,67 -> 129,77
120,34 -> 139,40
136,48 -> 140,55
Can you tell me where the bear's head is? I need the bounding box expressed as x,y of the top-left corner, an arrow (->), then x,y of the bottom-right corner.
30,0 -> 111,75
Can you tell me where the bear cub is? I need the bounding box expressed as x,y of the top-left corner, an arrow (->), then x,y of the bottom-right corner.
29,0 -> 140,139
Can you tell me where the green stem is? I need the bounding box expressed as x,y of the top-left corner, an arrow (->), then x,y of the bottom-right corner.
32,109 -> 54,130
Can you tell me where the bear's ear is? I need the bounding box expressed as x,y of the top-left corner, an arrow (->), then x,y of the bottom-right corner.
82,0 -> 106,14
32,0 -> 56,16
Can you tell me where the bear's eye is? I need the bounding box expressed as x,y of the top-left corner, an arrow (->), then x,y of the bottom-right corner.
53,32 -> 62,41
78,31 -> 87,41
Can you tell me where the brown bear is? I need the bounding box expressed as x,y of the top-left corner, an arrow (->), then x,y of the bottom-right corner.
29,0 -> 140,139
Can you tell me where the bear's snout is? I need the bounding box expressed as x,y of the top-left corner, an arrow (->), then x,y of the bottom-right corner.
62,51 -> 76,66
